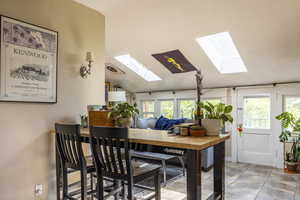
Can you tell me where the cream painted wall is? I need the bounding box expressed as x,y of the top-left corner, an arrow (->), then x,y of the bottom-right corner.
0,0 -> 105,199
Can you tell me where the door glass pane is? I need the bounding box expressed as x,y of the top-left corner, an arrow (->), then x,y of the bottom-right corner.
142,101 -> 154,112
243,97 -> 270,129
285,96 -> 300,119
160,100 -> 174,119
179,99 -> 195,119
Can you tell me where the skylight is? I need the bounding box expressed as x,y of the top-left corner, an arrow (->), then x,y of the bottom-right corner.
196,32 -> 247,74
114,54 -> 161,82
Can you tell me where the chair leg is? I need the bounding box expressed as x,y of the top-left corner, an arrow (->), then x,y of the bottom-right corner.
154,172 -> 161,200
178,156 -> 185,176
127,180 -> 134,200
96,174 -> 104,200
62,165 -> 68,199
161,160 -> 167,186
80,169 -> 88,200
114,180 -> 121,200
90,172 -> 94,200
121,181 -> 126,200
56,152 -> 61,200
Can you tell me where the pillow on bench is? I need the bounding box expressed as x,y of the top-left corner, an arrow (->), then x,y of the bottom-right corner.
136,117 -> 158,129
155,116 -> 185,130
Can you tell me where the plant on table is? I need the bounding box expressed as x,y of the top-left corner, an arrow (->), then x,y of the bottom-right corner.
193,102 -> 233,135
198,102 -> 233,124
108,103 -> 139,128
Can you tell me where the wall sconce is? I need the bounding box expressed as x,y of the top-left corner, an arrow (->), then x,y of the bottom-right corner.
80,52 -> 94,78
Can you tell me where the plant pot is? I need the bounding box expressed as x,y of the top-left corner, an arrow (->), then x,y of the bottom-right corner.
202,119 -> 222,136
117,118 -> 132,128
286,161 -> 298,172
190,128 -> 206,137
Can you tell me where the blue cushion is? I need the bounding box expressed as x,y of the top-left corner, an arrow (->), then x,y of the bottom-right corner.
154,116 -> 186,130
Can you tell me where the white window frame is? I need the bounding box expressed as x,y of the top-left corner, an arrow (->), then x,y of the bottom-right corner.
136,89 -> 227,119
158,99 -> 175,118
241,95 -> 272,131
283,95 -> 300,113
140,100 -> 156,118
177,98 -> 196,119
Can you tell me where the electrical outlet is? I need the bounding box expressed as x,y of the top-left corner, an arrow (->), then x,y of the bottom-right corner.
35,184 -> 43,196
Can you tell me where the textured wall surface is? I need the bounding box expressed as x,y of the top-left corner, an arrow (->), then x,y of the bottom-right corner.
0,0 -> 105,199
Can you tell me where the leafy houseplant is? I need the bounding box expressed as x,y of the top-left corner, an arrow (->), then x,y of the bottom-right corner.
108,103 -> 139,128
198,102 -> 233,125
276,112 -> 300,171
276,112 -> 300,142
197,102 -> 233,135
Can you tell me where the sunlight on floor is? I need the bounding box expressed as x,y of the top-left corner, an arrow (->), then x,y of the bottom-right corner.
161,188 -> 186,200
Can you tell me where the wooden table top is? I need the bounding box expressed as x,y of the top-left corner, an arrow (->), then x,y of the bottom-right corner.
50,128 -> 230,151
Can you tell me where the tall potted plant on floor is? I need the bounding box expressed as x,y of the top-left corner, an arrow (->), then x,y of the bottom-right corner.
109,103 -> 139,128
285,137 -> 300,171
276,112 -> 300,172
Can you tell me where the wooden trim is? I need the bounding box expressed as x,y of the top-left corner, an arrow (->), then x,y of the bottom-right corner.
51,128 -> 230,151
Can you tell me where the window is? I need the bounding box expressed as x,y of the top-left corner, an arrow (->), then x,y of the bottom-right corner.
178,99 -> 196,119
114,54 -> 161,82
202,98 -> 221,106
141,100 -> 155,118
159,100 -> 174,119
284,96 -> 300,119
196,32 -> 247,74
243,97 -> 271,129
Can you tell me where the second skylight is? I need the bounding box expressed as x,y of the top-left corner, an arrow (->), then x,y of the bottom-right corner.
115,54 -> 161,82
196,32 -> 247,74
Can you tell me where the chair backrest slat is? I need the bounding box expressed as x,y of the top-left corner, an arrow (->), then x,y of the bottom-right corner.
66,135 -> 75,164
116,139 -> 125,175
90,126 -> 131,178
108,138 -> 118,173
55,124 -> 85,169
102,139 -> 113,172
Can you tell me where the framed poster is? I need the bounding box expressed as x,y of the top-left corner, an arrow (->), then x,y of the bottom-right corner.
0,15 -> 58,103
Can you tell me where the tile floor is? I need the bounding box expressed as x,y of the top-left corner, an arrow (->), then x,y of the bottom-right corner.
162,162 -> 300,200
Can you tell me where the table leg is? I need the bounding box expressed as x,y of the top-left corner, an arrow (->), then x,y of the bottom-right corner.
186,149 -> 202,200
213,142 -> 225,200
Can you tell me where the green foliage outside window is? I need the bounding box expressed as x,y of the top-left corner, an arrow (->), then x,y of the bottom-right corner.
160,101 -> 174,119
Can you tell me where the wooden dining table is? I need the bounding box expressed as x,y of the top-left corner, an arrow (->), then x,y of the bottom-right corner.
51,128 -> 230,200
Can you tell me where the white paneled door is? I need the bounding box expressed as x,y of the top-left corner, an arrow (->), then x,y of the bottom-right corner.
237,88 -> 275,166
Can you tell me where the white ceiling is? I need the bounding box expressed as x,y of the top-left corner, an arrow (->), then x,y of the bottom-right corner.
74,0 -> 300,92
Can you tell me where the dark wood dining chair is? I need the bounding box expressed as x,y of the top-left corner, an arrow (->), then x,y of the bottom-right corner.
55,123 -> 95,200
90,126 -> 162,200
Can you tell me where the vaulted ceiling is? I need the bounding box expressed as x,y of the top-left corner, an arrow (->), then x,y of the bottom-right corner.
74,0 -> 300,92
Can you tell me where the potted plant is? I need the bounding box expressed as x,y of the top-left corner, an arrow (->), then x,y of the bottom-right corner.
108,103 -> 139,128
276,112 -> 300,172
285,137 -> 300,172
189,125 -> 207,137
197,102 -> 233,135
276,112 -> 300,142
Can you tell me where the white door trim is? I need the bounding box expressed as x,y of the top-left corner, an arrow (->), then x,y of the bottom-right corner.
232,87 -> 276,167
